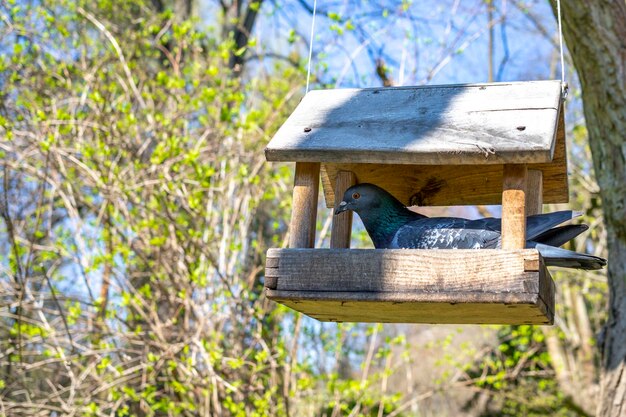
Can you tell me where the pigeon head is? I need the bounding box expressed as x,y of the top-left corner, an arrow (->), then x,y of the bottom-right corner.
334,183 -> 421,248
334,183 -> 399,215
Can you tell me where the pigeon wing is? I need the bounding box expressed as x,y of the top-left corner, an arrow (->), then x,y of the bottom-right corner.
390,218 -> 500,249
532,224 -> 589,247
468,210 -> 583,241
526,211 -> 583,240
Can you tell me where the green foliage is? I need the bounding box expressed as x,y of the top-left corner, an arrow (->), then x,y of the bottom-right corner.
463,326 -> 567,416
0,0 -> 301,414
0,2 -> 608,416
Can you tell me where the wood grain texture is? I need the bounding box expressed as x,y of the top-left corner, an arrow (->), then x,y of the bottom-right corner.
320,144 -> 567,207
265,297 -> 551,324
266,248 -> 540,292
330,171 -> 356,249
266,81 -> 563,165
264,248 -> 554,324
526,169 -> 544,216
318,109 -> 566,208
502,164 -> 528,250
531,106 -> 568,200
289,162 -> 320,248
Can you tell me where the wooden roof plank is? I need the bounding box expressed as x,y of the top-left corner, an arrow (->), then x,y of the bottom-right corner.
265,80 -> 563,165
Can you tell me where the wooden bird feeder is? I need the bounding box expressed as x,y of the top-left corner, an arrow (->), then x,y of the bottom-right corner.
264,80 -> 567,325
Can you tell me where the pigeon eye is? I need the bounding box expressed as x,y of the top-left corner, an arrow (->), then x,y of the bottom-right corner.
352,192 -> 361,200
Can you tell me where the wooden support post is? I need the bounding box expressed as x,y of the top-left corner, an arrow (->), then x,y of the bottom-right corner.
330,171 -> 356,249
526,170 -> 544,216
289,162 -> 320,248
502,164 -> 528,250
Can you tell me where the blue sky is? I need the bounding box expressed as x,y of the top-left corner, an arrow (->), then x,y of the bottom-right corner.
250,0 -> 565,88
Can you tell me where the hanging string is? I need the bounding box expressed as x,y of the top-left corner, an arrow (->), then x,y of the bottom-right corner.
555,0 -> 568,99
305,0 -> 318,94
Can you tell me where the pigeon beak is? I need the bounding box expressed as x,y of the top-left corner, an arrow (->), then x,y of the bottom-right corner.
334,200 -> 349,215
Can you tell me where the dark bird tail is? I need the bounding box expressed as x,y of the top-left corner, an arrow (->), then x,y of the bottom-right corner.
532,242 -> 607,270
526,210 -> 582,240
524,212 -> 605,270
533,224 -> 589,247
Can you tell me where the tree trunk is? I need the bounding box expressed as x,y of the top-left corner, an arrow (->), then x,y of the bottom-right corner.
553,1 -> 626,416
228,0 -> 265,74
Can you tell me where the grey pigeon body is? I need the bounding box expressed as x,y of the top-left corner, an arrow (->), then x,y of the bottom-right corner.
335,183 -> 606,270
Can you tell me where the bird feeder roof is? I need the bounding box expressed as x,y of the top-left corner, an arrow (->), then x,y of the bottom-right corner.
266,80 -> 568,207
266,80 -> 564,165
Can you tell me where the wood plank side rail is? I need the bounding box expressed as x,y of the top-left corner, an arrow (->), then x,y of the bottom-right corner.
330,171 -> 356,248
265,248 -> 555,324
289,162 -> 320,248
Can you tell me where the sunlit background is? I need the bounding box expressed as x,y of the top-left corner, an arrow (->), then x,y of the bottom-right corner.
0,1 -> 607,416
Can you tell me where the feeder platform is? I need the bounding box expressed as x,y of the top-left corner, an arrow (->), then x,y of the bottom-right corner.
263,80 -> 567,325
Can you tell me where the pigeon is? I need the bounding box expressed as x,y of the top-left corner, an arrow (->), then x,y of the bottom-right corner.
334,183 -> 606,270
